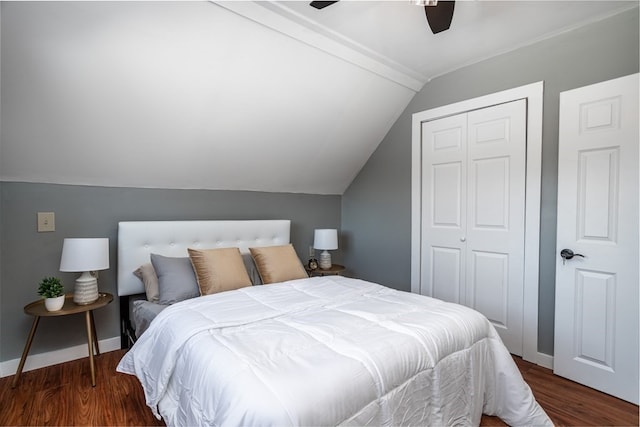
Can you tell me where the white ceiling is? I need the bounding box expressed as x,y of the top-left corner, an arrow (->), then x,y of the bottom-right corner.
1,1 -> 637,195
226,1 -> 638,86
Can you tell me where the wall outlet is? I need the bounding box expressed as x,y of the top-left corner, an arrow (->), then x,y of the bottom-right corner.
37,212 -> 55,232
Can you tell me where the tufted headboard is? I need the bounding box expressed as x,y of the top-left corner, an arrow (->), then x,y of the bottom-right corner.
117,220 -> 291,297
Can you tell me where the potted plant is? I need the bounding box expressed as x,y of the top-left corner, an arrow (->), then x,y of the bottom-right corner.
38,276 -> 65,311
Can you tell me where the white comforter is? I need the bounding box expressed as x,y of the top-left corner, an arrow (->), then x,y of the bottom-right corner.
117,276 -> 551,426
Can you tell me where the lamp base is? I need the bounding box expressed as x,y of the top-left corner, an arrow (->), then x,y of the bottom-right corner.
73,271 -> 99,305
319,250 -> 332,270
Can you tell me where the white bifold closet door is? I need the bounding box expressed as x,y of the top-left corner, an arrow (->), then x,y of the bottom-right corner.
420,99 -> 526,355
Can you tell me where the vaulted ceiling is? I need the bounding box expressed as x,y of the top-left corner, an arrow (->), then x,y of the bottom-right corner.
1,1 -> 636,194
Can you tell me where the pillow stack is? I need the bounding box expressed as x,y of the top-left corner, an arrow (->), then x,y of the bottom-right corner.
133,244 -> 309,304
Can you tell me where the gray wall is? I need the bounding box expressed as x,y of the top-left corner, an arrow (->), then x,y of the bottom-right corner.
342,9 -> 639,356
0,182 -> 3,364
0,182 -> 341,361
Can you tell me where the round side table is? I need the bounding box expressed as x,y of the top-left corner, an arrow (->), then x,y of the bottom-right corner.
12,292 -> 113,388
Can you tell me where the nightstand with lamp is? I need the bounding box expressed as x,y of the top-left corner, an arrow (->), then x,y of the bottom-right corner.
12,237 -> 112,388
308,229 -> 345,276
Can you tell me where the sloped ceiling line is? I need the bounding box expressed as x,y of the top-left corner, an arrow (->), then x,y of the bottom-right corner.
1,1 -> 417,195
214,1 -> 426,92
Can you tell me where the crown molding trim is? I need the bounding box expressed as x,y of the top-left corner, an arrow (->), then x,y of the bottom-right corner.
213,1 -> 427,92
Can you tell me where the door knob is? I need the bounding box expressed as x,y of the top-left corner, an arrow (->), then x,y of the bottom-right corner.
560,249 -> 585,265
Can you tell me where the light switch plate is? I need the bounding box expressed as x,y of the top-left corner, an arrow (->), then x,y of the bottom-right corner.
37,212 -> 55,232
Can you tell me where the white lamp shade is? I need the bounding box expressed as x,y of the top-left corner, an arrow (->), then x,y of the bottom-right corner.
60,238 -> 110,272
314,229 -> 338,250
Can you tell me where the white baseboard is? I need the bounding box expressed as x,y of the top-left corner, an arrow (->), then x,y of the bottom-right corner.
536,352 -> 554,370
0,336 -> 121,378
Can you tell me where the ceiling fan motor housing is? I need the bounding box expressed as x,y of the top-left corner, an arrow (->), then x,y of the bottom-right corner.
425,1 -> 455,34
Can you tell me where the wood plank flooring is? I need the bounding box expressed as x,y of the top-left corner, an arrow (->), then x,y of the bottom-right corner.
481,357 -> 638,426
0,349 -> 637,426
0,350 -> 163,426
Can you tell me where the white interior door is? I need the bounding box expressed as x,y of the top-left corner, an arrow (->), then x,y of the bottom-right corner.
554,73 -> 639,405
421,99 -> 526,355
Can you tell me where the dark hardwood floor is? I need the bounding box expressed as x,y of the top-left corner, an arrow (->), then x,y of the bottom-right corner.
0,350 -> 163,426
1,349 -> 637,426
481,356 -> 638,426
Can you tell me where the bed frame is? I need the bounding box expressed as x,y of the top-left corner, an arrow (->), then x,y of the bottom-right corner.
117,219 -> 292,347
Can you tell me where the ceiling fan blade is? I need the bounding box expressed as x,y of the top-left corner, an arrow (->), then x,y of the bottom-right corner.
310,1 -> 339,10
424,1 -> 455,34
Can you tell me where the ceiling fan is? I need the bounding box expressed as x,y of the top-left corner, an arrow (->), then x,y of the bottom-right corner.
309,0 -> 455,34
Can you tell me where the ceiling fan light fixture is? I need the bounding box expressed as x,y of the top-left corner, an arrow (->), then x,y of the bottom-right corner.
411,0 -> 438,6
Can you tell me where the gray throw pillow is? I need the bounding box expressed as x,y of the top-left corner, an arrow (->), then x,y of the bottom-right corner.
242,253 -> 263,286
150,253 -> 200,304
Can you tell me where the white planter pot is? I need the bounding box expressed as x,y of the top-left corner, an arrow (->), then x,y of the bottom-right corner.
44,295 -> 65,312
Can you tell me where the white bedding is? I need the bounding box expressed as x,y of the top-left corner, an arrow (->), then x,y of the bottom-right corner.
117,276 -> 551,426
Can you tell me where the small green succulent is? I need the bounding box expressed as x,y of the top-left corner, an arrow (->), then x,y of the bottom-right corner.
38,276 -> 65,298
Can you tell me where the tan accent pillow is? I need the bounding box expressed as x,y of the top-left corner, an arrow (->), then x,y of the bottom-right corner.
249,244 -> 308,284
133,263 -> 160,303
187,247 -> 252,295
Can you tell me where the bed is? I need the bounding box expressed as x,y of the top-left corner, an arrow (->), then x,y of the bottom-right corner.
116,220 -> 551,426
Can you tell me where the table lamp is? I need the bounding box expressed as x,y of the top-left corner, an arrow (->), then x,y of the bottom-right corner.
60,238 -> 109,305
314,229 -> 338,270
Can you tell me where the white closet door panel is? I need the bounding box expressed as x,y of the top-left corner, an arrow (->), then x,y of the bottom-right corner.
424,114 -> 466,160
432,162 -> 462,227
467,99 -> 526,355
432,126 -> 463,152
471,156 -> 509,230
468,103 -> 523,154
431,246 -> 462,303
421,115 -> 467,302
470,250 -> 508,327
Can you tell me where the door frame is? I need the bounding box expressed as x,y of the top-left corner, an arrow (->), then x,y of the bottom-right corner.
410,81 -> 544,364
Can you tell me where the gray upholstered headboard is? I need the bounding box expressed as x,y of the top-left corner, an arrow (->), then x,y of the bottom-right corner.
117,220 -> 291,296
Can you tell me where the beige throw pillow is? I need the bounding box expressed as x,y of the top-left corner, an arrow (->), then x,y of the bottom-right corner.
249,244 -> 308,284
133,263 -> 160,303
187,247 -> 252,296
